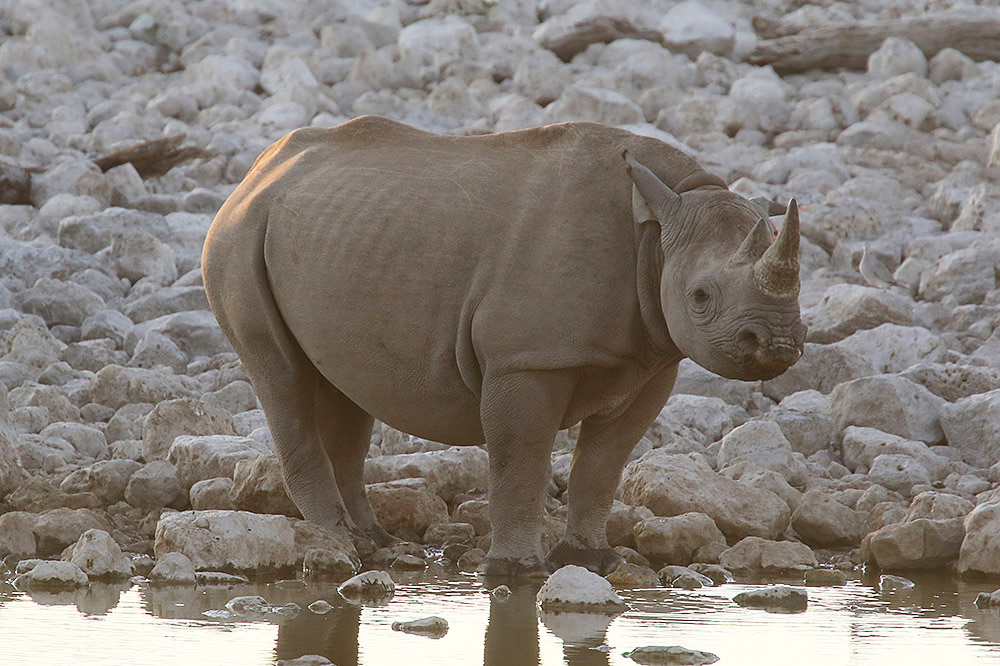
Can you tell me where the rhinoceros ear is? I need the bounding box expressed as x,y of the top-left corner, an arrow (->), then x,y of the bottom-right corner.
622,149 -> 681,222
749,197 -> 788,217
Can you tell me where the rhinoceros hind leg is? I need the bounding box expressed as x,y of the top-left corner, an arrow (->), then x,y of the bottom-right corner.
314,379 -> 396,549
546,541 -> 624,575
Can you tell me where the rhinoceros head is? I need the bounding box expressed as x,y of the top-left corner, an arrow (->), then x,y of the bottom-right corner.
624,151 -> 806,381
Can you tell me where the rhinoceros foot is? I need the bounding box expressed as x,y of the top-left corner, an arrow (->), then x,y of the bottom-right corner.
350,525 -> 399,559
546,541 -> 625,576
480,555 -> 549,579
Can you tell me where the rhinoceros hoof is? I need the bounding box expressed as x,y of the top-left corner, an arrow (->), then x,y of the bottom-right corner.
546,542 -> 624,576
349,525 -> 398,559
480,555 -> 549,579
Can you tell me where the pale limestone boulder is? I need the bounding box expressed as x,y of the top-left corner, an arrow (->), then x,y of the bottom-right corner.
921,246 -> 999,305
154,510 -> 298,572
672,358 -> 755,408
32,508 -> 111,556
29,159 -> 111,208
622,452 -> 790,541
80,310 -> 133,348
606,500 -> 654,550
928,47 -> 980,84
0,511 -> 37,559
16,277 -> 105,327
168,435 -> 271,491
767,390 -> 834,457
0,407 -> 27,496
623,646 -> 719,665
804,284 -> 913,344
62,528 -> 134,579
724,464 -> 801,513
906,491 -> 974,522
230,454 -> 299,517
453,498 -> 490,535
397,15 -> 479,73
61,339 -> 128,374
189,477 -> 236,511
606,562 -> 659,589
939,390 -> 1000,469
513,49 -> 573,106
8,385 -> 80,424
148,551 -> 196,584
834,325 -> 950,375
111,229 -> 178,285
660,0 -> 735,59
868,454 -> 932,496
142,397 -> 237,461
59,459 -> 141,505
652,394 -> 737,445
533,1 -> 660,62
379,424 -> 450,455
719,537 -> 816,574
106,403 -> 153,444
367,482 -> 448,543
91,365 -> 200,410
657,565 -> 714,589
762,342 -> 875,402
124,310 -> 231,360
830,375 -> 945,444
863,517 -> 964,570
868,37 -> 927,80
338,570 -> 395,603
717,420 -> 807,487
128,330 -> 187,374
790,490 -> 866,548
543,85 -> 645,126
391,615 -> 449,638
123,285 -> 210,324
841,427 -> 952,481
13,560 -> 89,589
125,460 -> 184,510
901,362 -> 1000,403
201,380 -> 258,415
958,502 -> 1000,576
537,564 -> 627,613
632,512 -> 726,565
1,316 -> 65,369
364,447 -> 488,502
719,69 -> 791,136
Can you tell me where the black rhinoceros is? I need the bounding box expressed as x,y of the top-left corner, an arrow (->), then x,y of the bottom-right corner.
202,115 -> 805,577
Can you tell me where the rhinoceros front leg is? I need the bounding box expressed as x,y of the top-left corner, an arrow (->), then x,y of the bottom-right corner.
547,364 -> 678,574
480,371 -> 574,578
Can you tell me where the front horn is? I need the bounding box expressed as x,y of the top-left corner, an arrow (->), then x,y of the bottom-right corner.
753,199 -> 800,296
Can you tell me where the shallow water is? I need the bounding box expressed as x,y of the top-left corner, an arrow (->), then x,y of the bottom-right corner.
1,569 -> 999,666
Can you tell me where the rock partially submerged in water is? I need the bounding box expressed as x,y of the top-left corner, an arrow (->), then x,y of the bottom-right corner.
307,599 -> 333,614
733,585 -> 808,612
536,565 -> 628,614
154,510 -> 297,573
391,615 -> 449,638
879,574 -> 916,593
148,552 -> 196,585
623,645 -> 720,665
276,656 -> 333,666
12,560 -> 89,589
974,589 -> 1000,608
203,595 -> 300,620
337,570 -> 395,604
62,528 -> 134,580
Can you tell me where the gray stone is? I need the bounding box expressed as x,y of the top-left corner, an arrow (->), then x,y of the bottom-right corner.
622,452 -> 790,541
719,537 -> 816,574
804,284 -> 913,344
717,420 -> 807,487
58,459 -> 141,505
733,585 -> 807,612
958,502 -> 1000,576
13,560 -> 89,589
536,564 -> 627,613
189,477 -> 236,511
62,529 -> 134,579
17,277 -> 105,327
0,511 -> 37,559
154,510 -> 298,573
148,551 -> 196,585
231,454 -> 299,517
168,435 -> 271,491
830,374 -> 945,444
364,447 -> 488,502
142,397 -> 237,462
32,508 -> 110,556
125,460 -> 184,510
633,512 -> 726,565
863,518 -> 964,570
791,490 -> 865,548
868,454 -> 932,496
939,390 -> 1000,469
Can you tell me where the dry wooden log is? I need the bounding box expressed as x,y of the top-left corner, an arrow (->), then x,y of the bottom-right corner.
536,15 -> 663,62
746,10 -> 1000,74
93,134 -> 209,179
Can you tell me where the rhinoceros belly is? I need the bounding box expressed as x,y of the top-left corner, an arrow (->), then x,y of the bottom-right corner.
263,200 -> 486,446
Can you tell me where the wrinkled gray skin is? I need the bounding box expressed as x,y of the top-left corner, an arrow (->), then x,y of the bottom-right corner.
203,116 -> 806,578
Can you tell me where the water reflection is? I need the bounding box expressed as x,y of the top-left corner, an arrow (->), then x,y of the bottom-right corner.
16,581 -> 130,616
275,600 -> 361,665
484,583 -> 540,666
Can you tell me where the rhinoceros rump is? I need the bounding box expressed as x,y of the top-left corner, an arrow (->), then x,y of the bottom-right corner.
203,116 -> 805,577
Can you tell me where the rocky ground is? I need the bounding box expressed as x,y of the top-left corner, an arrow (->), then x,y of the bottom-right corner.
2,0 -> 1000,595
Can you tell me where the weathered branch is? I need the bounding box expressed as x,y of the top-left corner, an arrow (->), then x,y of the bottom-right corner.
93,135 -> 210,179
746,10 -> 1000,74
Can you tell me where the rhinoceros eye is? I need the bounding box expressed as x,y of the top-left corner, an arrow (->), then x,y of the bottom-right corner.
688,280 -> 716,316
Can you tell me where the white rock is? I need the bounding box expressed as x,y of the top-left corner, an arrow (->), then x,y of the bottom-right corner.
338,570 -> 395,602
391,616 -> 449,638
397,16 -> 479,74
632,512 -> 726,565
659,0 -> 735,59
733,584 -> 807,611
168,434 -> 271,490
868,454 -> 932,496
0,511 -> 36,559
833,324 -> 949,375
154,510 -> 298,572
125,460 -> 184,510
364,446 -> 488,502
13,560 -> 89,589
920,245 -> 998,304
804,284 -> 913,344
39,422 -> 107,459
841,426 -> 951,482
536,565 -> 627,613
16,277 -> 105,327
189,477 -> 236,511
543,85 -> 645,126
868,37 -> 928,80
59,459 -> 140,504
960,501 -> 1000,576
717,420 -> 807,487
111,229 -> 178,285
91,365 -> 200,410
939,390 -> 1000,469
63,529 -> 134,579
830,374 -> 945,444
129,330 -> 188,373
201,380 -> 258,415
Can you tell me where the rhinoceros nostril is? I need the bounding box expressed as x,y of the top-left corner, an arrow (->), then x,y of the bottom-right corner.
737,326 -> 761,349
